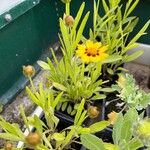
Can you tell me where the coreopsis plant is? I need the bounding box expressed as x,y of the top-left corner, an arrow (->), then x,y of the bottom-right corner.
38,1 -> 121,115
0,97 -> 110,150
91,0 -> 150,76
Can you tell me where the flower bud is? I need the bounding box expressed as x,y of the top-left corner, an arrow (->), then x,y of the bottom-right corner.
118,75 -> 126,88
107,111 -> 118,125
4,142 -> 13,150
65,15 -> 74,27
23,65 -> 35,77
88,106 -> 99,118
26,132 -> 41,146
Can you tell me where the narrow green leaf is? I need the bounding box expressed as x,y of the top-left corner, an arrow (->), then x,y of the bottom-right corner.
37,61 -> 50,70
50,48 -> 59,65
26,86 -> 41,106
91,94 -> 106,100
102,55 -> 122,64
52,133 -> 65,142
62,128 -> 75,148
52,92 -> 63,108
20,105 -> 30,132
0,133 -> 23,141
53,82 -> 67,91
127,138 -> 143,150
73,2 -> 85,30
128,20 -> 150,45
99,88 -> 115,92
89,121 -> 110,133
102,0 -> 109,13
34,115 -> 43,134
70,109 -> 77,116
123,50 -> 143,62
72,12 -> 90,50
126,0 -> 139,17
107,68 -> 114,75
61,102 -> 68,112
74,99 -> 85,125
67,105 -> 72,114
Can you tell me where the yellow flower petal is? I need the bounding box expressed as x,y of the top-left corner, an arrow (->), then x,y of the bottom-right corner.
76,40 -> 109,63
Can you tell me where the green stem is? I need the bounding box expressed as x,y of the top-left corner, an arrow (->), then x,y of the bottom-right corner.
29,76 -> 36,93
66,2 -> 70,16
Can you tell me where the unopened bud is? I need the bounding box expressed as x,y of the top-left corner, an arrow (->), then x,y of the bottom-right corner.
107,111 -> 118,125
4,142 -> 13,150
65,15 -> 74,27
23,65 -> 35,77
26,132 -> 41,146
88,106 -> 99,118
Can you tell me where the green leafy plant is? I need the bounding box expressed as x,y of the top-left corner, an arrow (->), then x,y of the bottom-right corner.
38,1 -> 120,115
91,0 -> 150,75
0,97 -> 109,150
112,73 -> 150,110
81,109 -> 147,150
38,57 -> 113,115
1,0 -> 150,150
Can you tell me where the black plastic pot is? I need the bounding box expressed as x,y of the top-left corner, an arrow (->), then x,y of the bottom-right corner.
55,110 -> 74,125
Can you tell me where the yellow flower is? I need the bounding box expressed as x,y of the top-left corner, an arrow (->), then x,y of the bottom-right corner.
76,40 -> 109,63
107,111 -> 119,125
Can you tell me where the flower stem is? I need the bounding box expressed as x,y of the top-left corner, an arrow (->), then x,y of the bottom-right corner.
66,2 -> 70,16
29,76 -> 36,93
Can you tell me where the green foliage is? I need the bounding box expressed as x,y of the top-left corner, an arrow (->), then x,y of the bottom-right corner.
0,116 -> 25,142
38,0 -> 118,111
38,56 -> 110,107
26,83 -> 63,129
81,134 -> 105,150
112,109 -> 144,150
91,0 -> 150,74
133,118 -> 150,147
1,0 -> 150,149
81,109 -> 144,150
0,97 -> 109,150
112,74 -> 150,110
59,2 -> 90,59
